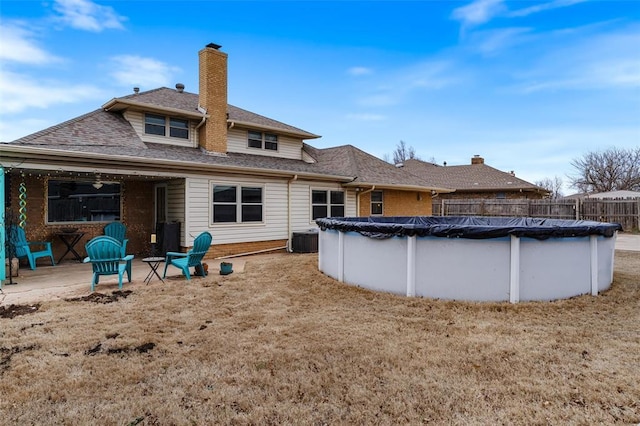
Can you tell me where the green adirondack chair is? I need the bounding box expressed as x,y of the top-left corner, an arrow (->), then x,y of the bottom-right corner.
8,225 -> 55,270
83,236 -> 134,291
104,222 -> 128,256
163,231 -> 212,281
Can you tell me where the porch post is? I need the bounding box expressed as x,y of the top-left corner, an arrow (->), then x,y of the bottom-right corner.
1,166 -> 5,284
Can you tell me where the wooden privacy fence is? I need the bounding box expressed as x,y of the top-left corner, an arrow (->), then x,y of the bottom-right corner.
432,198 -> 640,231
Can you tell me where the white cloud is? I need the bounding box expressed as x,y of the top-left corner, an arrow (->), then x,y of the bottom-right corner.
356,60 -> 458,107
0,23 -> 61,65
0,70 -> 104,114
451,0 -> 505,28
347,67 -> 373,76
508,0 -> 588,18
467,27 -> 533,56
53,0 -> 126,32
109,55 -> 181,88
513,27 -> 640,92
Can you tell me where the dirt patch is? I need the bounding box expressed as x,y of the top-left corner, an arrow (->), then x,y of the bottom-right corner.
0,303 -> 40,319
65,290 -> 132,304
85,342 -> 156,356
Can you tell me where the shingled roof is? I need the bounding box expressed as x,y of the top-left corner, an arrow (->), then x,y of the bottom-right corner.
402,158 -> 546,193
103,87 -> 319,139
4,99 -> 448,191
306,145 -> 453,191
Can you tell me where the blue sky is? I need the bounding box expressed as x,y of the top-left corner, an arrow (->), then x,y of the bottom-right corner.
1,0 -> 639,193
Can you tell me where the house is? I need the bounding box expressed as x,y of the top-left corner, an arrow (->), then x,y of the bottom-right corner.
1,43 -> 452,262
401,156 -> 548,200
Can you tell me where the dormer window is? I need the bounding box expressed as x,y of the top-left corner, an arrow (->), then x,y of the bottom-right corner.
248,131 -> 278,151
145,114 -> 189,139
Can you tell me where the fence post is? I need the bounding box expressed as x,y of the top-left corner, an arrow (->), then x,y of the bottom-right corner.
441,199 -> 445,217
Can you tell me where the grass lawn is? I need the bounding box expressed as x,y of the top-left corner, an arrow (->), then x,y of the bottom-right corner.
1,251 -> 639,425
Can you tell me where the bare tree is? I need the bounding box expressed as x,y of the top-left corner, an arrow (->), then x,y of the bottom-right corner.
569,147 -> 640,193
388,140 -> 420,164
535,176 -> 564,199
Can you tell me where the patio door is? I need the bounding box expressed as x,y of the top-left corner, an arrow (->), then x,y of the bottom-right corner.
154,183 -> 168,228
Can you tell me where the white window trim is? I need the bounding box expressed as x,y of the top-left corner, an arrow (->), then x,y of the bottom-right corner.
246,130 -> 279,152
144,113 -> 190,140
310,188 -> 345,222
370,190 -> 384,216
209,182 -> 266,226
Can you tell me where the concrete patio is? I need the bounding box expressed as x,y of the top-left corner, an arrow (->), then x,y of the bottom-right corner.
1,255 -> 252,305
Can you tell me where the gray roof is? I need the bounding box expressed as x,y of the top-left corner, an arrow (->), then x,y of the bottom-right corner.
306,145 -> 452,191
4,106 -> 450,189
402,158 -> 545,192
108,87 -> 319,138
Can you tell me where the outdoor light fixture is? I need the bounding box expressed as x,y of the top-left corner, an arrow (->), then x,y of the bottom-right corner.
92,174 -> 103,190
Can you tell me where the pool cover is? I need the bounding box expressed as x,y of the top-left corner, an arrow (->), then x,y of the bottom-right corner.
315,216 -> 623,240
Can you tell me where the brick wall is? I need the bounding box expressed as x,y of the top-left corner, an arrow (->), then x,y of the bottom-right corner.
208,239 -> 288,259
198,45 -> 228,153
6,174 -> 154,265
358,189 -> 432,217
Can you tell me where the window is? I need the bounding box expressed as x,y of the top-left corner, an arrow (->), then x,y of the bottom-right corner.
145,114 -> 189,139
312,189 -> 344,220
145,114 -> 165,136
247,131 -> 278,151
169,118 -> 189,139
212,185 -> 263,223
371,190 -> 383,215
496,192 -> 506,199
47,180 -> 121,223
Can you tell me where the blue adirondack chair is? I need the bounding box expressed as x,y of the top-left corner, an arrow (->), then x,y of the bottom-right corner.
104,222 -> 128,256
83,236 -> 134,291
8,225 -> 55,270
163,231 -> 212,281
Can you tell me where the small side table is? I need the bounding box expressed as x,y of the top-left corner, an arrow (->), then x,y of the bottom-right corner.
56,232 -> 86,263
142,257 -> 165,284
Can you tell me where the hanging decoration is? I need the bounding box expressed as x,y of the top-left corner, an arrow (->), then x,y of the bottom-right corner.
19,171 -> 27,229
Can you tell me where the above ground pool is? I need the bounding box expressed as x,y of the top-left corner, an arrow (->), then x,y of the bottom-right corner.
316,216 -> 622,303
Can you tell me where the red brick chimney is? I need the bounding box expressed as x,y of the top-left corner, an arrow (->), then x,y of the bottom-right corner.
471,155 -> 484,165
198,43 -> 228,153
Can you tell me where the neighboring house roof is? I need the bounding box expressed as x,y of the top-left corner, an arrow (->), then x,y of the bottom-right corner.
2,99 -> 451,191
305,144 -> 453,192
585,190 -> 640,199
402,158 -> 546,193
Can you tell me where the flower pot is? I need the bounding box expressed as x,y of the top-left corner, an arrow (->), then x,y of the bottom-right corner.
220,262 -> 233,275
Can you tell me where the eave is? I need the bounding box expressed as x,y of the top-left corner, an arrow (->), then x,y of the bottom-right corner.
102,98 -> 205,119
0,145 -> 354,183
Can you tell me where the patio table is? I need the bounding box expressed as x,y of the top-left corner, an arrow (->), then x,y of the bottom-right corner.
56,231 -> 85,263
143,257 -> 165,284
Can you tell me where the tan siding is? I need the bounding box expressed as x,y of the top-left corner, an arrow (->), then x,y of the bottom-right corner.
290,181 -> 357,231
124,111 -> 197,148
185,176 -> 289,246
227,127 -> 303,160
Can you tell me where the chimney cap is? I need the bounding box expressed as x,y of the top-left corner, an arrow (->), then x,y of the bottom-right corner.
206,42 -> 222,50
175,83 -> 185,93
133,87 -> 139,94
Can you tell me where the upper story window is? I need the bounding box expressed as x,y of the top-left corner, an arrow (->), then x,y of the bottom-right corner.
47,180 -> 121,223
145,114 -> 189,139
248,131 -> 278,151
212,184 -> 263,224
312,189 -> 344,220
371,190 -> 383,215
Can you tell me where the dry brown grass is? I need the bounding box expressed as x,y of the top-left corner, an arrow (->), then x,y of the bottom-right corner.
1,251 -> 639,425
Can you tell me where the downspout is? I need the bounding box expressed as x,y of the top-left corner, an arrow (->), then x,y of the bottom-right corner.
195,106 -> 207,130
287,174 -> 298,252
357,186 -> 376,217
195,106 -> 207,149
